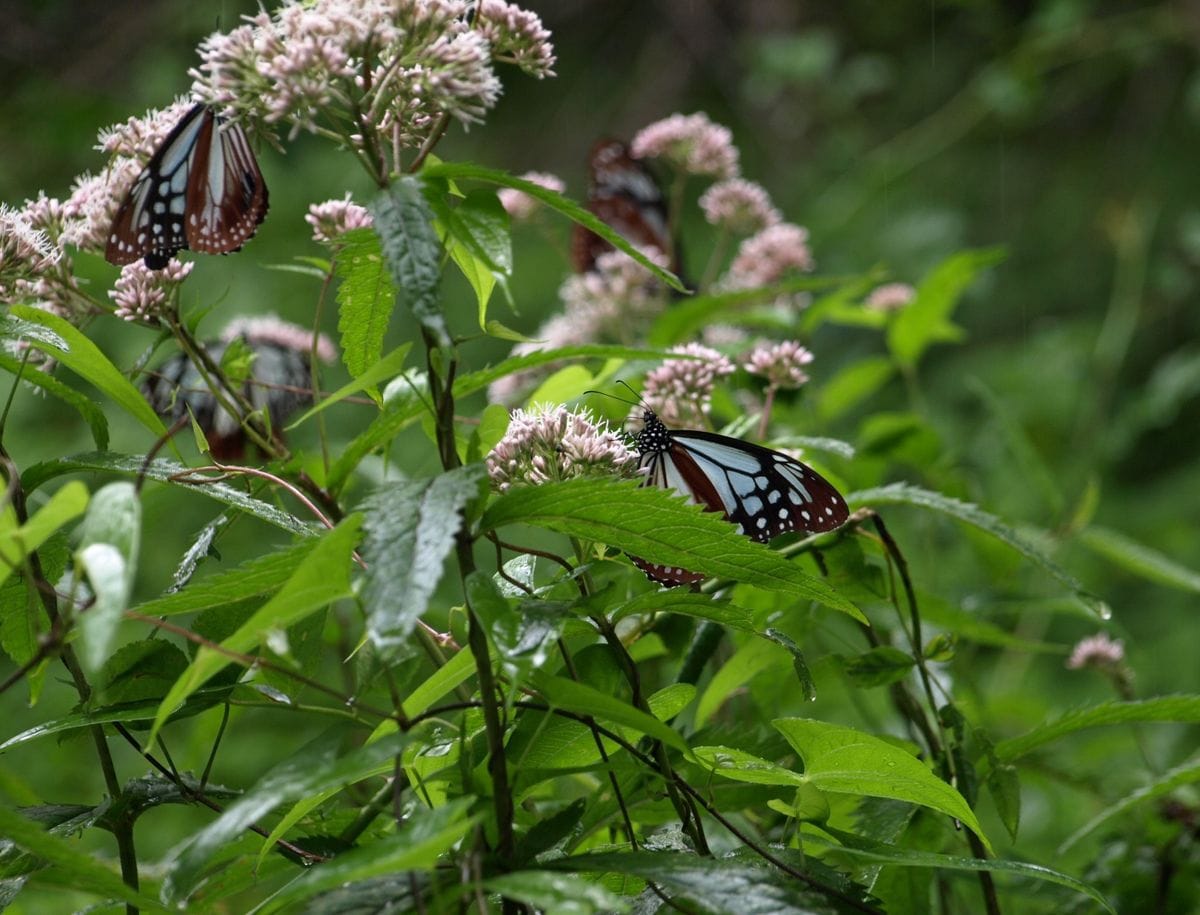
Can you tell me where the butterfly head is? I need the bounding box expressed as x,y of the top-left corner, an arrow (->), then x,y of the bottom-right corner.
634,408 -> 671,457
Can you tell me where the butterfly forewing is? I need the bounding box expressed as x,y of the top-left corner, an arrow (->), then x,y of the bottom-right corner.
104,103 -> 267,270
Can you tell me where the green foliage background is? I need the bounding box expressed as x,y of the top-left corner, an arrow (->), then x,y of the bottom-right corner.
1,1 -> 1198,912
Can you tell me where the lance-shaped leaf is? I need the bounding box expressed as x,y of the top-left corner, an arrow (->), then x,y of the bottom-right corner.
0,481 -> 87,591
849,481 -> 1107,616
75,482 -> 140,671
774,718 -> 992,853
8,305 -> 166,438
162,727 -> 411,904
147,516 -> 361,744
334,227 -> 396,392
359,465 -> 485,654
481,479 -> 861,620
372,177 -> 445,346
0,352 -> 107,449
22,453 -> 311,536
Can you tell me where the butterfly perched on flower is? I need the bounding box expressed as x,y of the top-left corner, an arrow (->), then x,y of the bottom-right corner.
144,335 -> 314,460
571,138 -> 675,274
106,103 -> 268,269
632,408 -> 849,585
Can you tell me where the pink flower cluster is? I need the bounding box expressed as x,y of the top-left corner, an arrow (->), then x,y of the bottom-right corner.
0,204 -> 61,299
699,179 -> 781,235
306,194 -> 374,245
1066,633 -> 1125,671
486,404 -> 638,492
640,343 -> 735,427
222,313 -> 337,363
631,112 -> 739,180
865,282 -> 916,312
109,259 -> 194,323
189,0 -> 553,159
743,340 -> 813,391
727,223 -> 814,288
497,171 -> 565,221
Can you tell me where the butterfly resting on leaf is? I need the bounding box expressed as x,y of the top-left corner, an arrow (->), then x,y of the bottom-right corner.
631,408 -> 849,585
105,103 -> 268,269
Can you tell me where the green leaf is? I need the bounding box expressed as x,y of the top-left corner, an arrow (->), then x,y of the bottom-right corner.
773,718 -> 992,852
543,850 -> 874,914
992,696 -> 1200,766
1058,754 -> 1200,854
610,590 -> 757,632
0,481 -> 87,591
427,186 -> 512,329
21,453 -> 311,536
148,516 -> 361,743
532,671 -> 689,751
75,482 -> 141,671
816,356 -> 895,423
886,247 -> 1005,367
650,274 -> 858,346
1078,525 -> 1200,593
0,805 -> 165,911
482,480 -> 861,620
288,342 -> 411,427
695,637 -> 786,729
804,832 -> 1113,913
163,728 -> 411,904
131,537 -> 317,618
691,745 -> 806,787
849,482 -> 1107,616
256,801 -> 475,915
8,305 -> 166,438
485,871 -> 629,915
762,628 -> 817,701
839,646 -> 916,689
372,176 -> 445,346
334,227 -> 396,389
0,352 -> 107,449
421,162 -> 685,292
89,640 -> 189,708
359,465 -> 485,654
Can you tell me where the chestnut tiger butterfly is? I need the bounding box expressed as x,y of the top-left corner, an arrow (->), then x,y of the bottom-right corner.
143,337 -> 312,460
105,103 -> 268,269
571,138 -> 676,274
629,402 -> 849,586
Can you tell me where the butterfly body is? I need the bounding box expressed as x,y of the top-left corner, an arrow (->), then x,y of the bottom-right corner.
106,103 -> 268,269
633,409 -> 849,584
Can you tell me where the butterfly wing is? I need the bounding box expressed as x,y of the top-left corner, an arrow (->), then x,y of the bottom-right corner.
106,103 -> 211,268
185,114 -> 269,256
571,138 -> 672,273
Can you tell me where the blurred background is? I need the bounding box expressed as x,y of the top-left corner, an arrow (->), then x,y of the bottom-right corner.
1,0 -> 1198,903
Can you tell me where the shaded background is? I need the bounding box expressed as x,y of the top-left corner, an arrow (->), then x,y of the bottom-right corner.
1,0 -> 1199,906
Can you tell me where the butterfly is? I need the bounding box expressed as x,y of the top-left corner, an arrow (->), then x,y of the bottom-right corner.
106,103 -> 268,270
571,138 -> 675,274
144,337 -> 312,460
632,408 -> 849,585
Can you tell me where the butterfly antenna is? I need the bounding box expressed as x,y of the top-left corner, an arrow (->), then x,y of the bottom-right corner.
615,379 -> 651,410
583,388 -> 641,409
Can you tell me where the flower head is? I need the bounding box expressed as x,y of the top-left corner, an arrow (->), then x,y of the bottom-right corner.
641,343 -> 735,427
631,112 -> 739,180
699,179 -> 781,235
743,340 -> 814,390
1066,633 -> 1125,671
221,314 -> 336,363
865,282 -> 916,313
0,204 -> 62,300
727,223 -> 814,288
485,404 -> 638,492
188,0 -> 551,160
109,260 -> 194,323
474,1 -> 556,78
306,194 -> 374,245
497,171 -> 565,221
